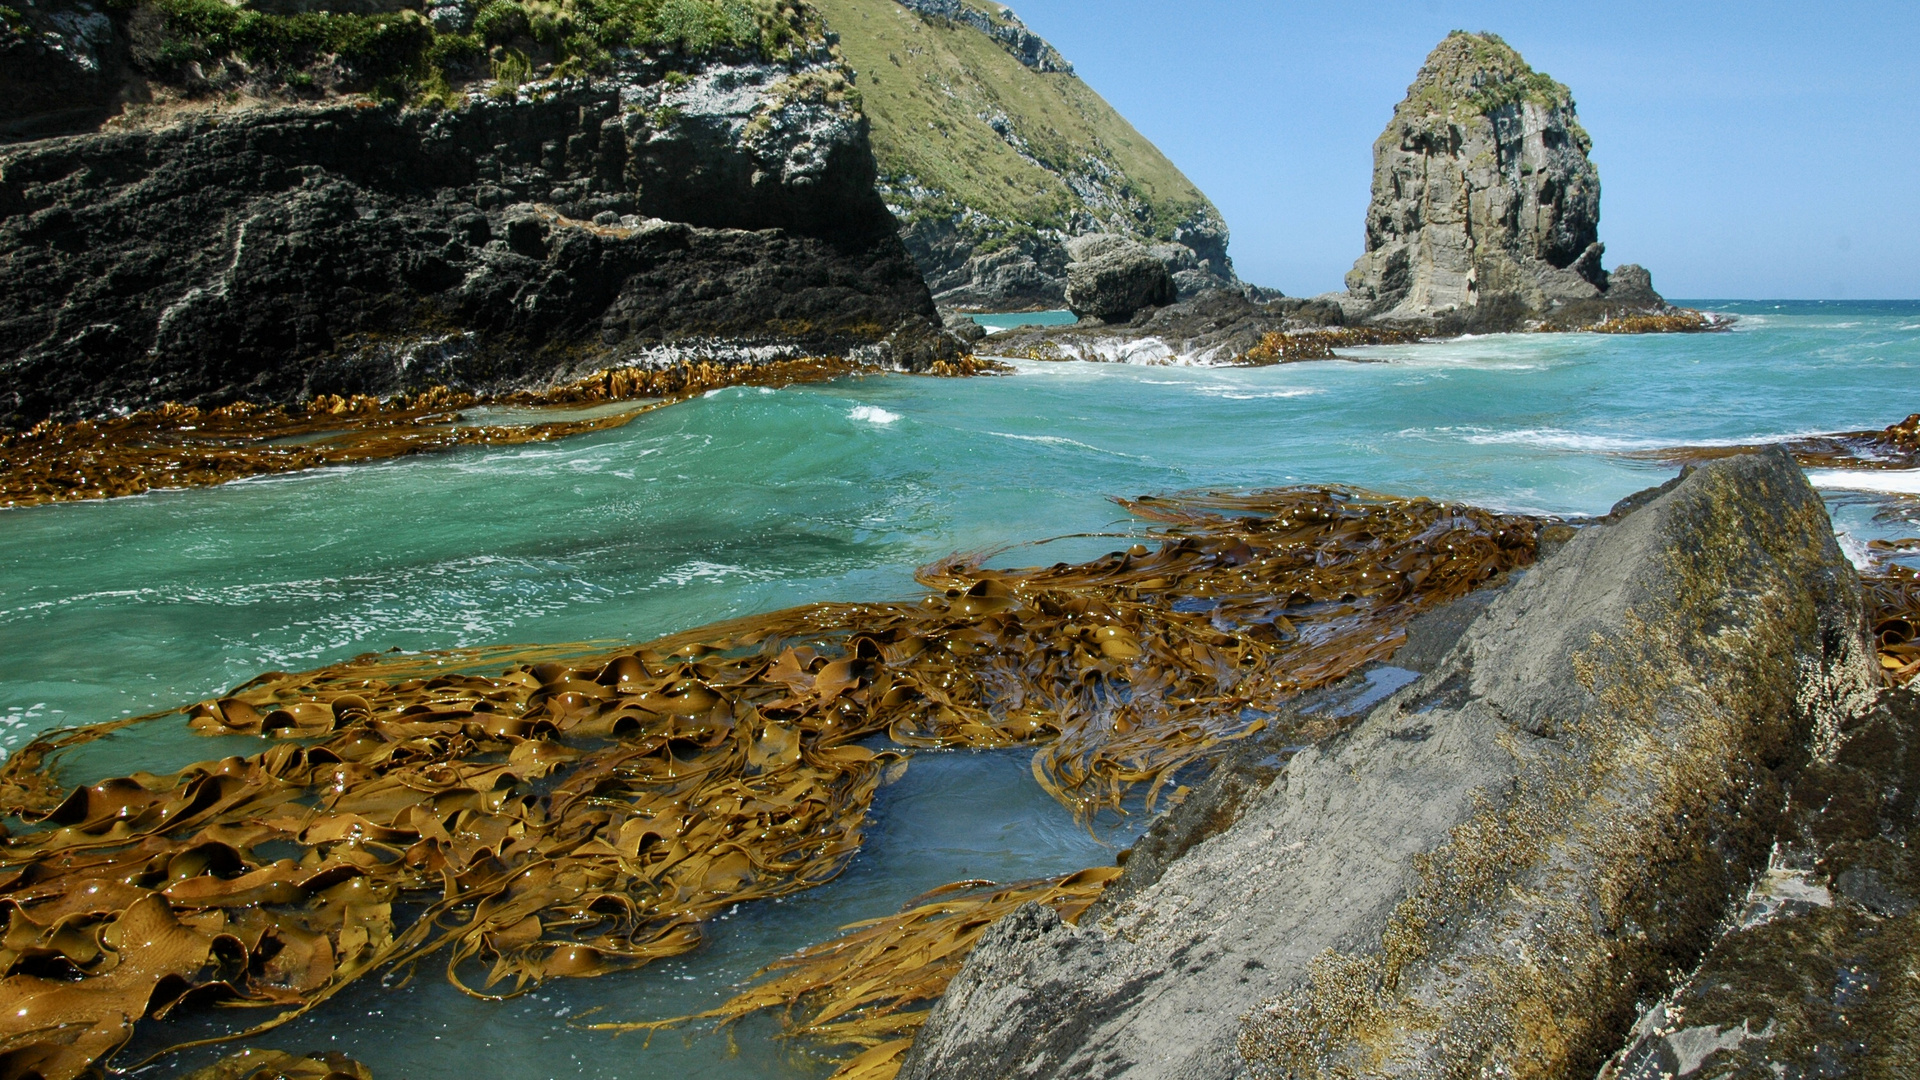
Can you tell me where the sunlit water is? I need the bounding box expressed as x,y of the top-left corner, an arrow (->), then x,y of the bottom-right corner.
3,299 -> 1918,1077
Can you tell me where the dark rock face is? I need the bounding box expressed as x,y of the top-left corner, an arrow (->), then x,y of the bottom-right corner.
899,450 -> 1877,1080
1342,32 -> 1673,331
0,0 -> 125,140
0,61 -> 945,426
1063,234 -> 1175,323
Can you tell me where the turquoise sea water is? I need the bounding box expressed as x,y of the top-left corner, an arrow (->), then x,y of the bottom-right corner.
968,308 -> 1080,331
4,301 -> 1919,1077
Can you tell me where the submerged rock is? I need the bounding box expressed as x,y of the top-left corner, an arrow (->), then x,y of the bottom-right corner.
1343,32 -> 1678,332
898,449 -> 1877,1080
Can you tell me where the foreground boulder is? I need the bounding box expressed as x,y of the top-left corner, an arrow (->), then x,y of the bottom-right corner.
1064,234 -> 1177,323
1342,32 -> 1681,332
900,448 -> 1877,1080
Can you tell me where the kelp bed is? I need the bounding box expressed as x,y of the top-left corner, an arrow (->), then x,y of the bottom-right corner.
0,357 -> 1009,510
1630,412 -> 1920,473
0,485 -> 1542,1079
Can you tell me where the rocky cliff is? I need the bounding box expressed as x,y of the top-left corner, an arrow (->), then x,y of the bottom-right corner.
1343,32 -> 1672,331
811,0 -> 1239,309
899,450 -> 1878,1079
0,0 -> 955,426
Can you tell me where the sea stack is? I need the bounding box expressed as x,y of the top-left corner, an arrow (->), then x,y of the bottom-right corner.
1344,32 -> 1669,330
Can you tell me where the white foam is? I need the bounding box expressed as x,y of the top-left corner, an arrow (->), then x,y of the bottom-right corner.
1807,469 -> 1920,495
1461,428 -> 1672,453
1193,386 -> 1321,400
1834,531 -> 1876,571
849,405 -> 901,425
987,432 -> 1145,459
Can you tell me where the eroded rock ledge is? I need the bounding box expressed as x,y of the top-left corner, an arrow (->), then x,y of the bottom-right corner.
899,449 -> 1879,1080
0,59 -> 954,428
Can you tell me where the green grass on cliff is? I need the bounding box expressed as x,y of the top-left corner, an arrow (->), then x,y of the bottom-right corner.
811,0 -> 1212,241
1404,31 -> 1586,136
124,0 -> 816,101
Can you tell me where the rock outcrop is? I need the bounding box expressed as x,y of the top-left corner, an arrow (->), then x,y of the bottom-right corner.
899,449 -> 1878,1080
985,289 -> 1345,366
1343,32 -> 1675,331
1063,234 -> 1175,323
0,41 -> 953,426
813,0 -> 1240,309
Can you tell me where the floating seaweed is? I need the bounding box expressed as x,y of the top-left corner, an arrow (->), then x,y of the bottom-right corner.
1626,413 -> 1920,474
181,1048 -> 373,1080
0,357 -> 1014,510
600,868 -> 1124,1080
0,487 -> 1539,1078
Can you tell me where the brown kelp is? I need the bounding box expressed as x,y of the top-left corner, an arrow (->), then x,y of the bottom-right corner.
1864,559 -> 1920,685
0,487 -> 1538,1078
1578,310 -> 1722,334
603,868 -> 1124,1080
0,357 -> 1007,510
182,1048 -> 373,1080
1627,413 -> 1920,473
1237,327 -> 1426,364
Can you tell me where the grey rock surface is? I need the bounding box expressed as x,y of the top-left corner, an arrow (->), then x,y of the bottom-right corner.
1064,233 -> 1176,322
893,0 -> 1073,73
902,207 -> 1238,312
0,56 -> 943,425
899,449 -> 1877,1080
1342,32 -> 1675,332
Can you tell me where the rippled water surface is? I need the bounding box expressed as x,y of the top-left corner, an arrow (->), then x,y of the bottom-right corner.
3,299 -> 1917,1077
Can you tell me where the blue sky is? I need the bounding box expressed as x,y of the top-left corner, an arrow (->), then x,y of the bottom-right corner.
1003,1 -> 1919,299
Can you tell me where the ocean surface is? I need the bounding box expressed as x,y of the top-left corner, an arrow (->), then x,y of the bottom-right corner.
3,299 -> 1918,1077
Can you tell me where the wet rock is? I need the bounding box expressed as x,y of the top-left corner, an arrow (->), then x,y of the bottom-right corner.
1063,234 -> 1176,323
985,289 -> 1359,367
899,449 -> 1878,1080
0,60 -> 938,426
879,315 -> 971,369
940,310 -> 989,344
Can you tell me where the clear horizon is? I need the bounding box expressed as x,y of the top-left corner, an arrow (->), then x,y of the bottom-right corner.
998,1 -> 1919,301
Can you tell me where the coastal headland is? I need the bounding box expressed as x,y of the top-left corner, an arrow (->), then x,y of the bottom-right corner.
0,4 -> 1915,1079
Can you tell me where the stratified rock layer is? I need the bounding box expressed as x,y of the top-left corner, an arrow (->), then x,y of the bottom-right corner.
899,449 -> 1877,1080
1343,32 -> 1667,330
0,57 -> 944,426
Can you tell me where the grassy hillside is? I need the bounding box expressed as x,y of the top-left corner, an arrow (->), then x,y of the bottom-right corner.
812,0 -> 1230,304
